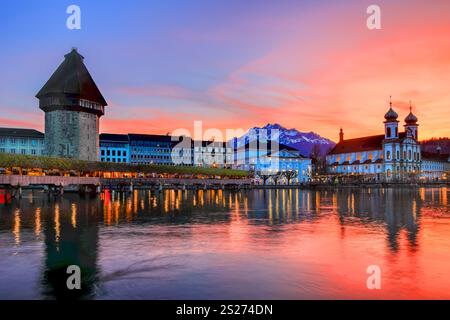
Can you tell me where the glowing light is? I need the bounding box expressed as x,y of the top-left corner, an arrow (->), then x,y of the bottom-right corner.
34,207 -> 41,237
71,203 -> 77,228
13,208 -> 21,246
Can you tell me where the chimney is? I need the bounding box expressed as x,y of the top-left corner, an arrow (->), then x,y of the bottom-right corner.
339,128 -> 344,143
437,146 -> 442,155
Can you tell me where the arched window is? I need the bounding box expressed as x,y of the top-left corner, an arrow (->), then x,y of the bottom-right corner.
387,127 -> 392,138
387,169 -> 391,177
386,151 -> 391,160
408,150 -> 412,160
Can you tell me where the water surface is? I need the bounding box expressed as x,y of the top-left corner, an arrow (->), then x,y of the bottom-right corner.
0,188 -> 449,299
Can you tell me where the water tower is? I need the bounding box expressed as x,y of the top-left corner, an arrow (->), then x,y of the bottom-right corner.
36,48 -> 107,161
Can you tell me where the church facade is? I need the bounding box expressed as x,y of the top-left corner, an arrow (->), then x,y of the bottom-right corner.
326,102 -> 422,181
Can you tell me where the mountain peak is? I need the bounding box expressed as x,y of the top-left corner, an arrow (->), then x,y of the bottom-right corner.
235,123 -> 335,156
263,123 -> 285,130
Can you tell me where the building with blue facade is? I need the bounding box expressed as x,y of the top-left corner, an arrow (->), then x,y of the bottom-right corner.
0,128 -> 45,156
128,134 -> 179,166
235,141 -> 312,183
99,134 -> 130,163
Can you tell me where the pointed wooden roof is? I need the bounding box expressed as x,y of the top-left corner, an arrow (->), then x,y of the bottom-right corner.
36,48 -> 107,106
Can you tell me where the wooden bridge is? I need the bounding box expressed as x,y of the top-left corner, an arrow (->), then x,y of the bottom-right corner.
0,175 -> 252,188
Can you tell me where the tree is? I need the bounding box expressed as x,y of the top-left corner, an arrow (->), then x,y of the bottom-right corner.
283,170 -> 298,185
256,171 -> 272,185
272,172 -> 283,185
310,143 -> 322,160
310,143 -> 332,176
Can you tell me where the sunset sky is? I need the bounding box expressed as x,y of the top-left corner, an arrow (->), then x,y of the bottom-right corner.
1,0 -> 450,141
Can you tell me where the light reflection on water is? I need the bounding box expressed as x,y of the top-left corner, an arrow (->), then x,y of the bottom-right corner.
0,187 -> 449,299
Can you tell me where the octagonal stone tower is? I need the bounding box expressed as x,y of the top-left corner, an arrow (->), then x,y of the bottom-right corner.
36,48 -> 107,161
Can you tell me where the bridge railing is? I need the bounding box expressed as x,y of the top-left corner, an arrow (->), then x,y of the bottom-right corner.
0,175 -> 252,187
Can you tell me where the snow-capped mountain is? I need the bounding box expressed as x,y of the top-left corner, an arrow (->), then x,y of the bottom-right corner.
233,123 -> 336,156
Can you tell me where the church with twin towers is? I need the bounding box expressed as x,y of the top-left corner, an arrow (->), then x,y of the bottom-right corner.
326,99 -> 422,181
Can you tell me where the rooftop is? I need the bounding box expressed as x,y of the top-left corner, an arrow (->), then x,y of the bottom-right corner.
100,133 -> 129,142
36,48 -> 107,106
0,127 -> 44,138
421,151 -> 450,162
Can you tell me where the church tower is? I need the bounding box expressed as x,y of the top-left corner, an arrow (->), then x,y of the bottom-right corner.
36,48 -> 107,161
383,97 -> 400,180
404,102 -> 419,140
384,97 -> 399,140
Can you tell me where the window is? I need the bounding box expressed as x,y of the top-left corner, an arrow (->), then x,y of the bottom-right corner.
101,149 -> 105,156
408,150 -> 412,160
387,127 -> 392,138
10,149 -> 16,153
386,151 -> 391,160
10,138 -> 16,144
31,149 -> 36,155
397,150 -> 400,160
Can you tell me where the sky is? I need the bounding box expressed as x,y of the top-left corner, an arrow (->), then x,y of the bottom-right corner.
1,0 -> 450,141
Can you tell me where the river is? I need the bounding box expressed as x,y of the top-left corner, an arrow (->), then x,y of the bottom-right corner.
0,187 -> 449,299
